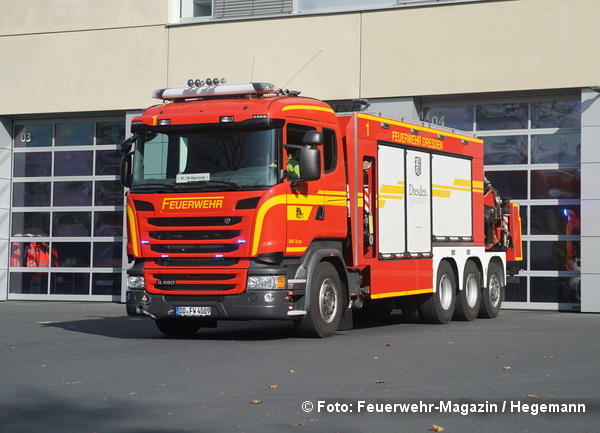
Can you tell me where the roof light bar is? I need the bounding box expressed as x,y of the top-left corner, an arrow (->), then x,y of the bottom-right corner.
153,81 -> 277,101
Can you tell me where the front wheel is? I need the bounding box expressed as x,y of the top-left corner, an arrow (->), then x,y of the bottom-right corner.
295,262 -> 343,338
479,261 -> 503,319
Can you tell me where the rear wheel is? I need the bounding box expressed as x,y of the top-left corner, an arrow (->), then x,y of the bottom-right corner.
479,261 -> 503,318
454,261 -> 481,321
421,261 -> 456,324
295,262 -> 343,338
155,318 -> 202,337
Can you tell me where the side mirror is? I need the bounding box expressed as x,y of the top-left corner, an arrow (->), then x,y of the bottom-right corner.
120,151 -> 133,188
302,130 -> 324,146
298,146 -> 321,182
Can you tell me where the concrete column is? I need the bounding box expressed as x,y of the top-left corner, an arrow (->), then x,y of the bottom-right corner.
0,117 -> 12,301
580,88 -> 600,313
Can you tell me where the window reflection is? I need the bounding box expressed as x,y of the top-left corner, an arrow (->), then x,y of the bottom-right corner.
95,181 -> 124,206
93,242 -> 122,267
54,151 -> 93,176
52,212 -> 92,237
505,277 -> 527,302
95,150 -> 121,175
530,206 -> 580,236
50,273 -> 90,295
11,212 -> 50,236
13,124 -> 53,148
94,211 -> 123,237
53,181 -> 93,206
14,152 -> 52,177
422,105 -> 474,131
13,182 -> 51,207
531,169 -> 580,199
532,101 -> 580,129
483,135 -> 527,165
96,121 -> 125,145
530,241 -> 580,271
531,134 -> 580,164
52,242 -> 91,267
530,277 -> 580,303
484,171 -> 528,199
92,273 -> 121,295
9,272 -> 49,294
55,122 -> 94,146
476,103 -> 528,131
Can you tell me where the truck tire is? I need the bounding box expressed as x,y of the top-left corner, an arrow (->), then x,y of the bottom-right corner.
295,262 -> 343,338
454,260 -> 481,321
155,318 -> 201,337
479,261 -> 503,319
420,261 -> 456,324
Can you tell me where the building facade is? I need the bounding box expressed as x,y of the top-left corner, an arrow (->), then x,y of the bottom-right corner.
1,0 -> 599,312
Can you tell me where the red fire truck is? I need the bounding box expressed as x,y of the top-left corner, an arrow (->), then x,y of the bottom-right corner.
120,80 -> 522,337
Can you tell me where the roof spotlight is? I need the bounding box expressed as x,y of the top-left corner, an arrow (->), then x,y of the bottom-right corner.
194,79 -> 202,87
187,79 -> 194,87
213,78 -> 220,86
206,78 -> 213,86
220,78 -> 227,84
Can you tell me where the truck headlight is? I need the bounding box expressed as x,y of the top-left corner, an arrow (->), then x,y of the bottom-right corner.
247,275 -> 285,290
128,276 -> 146,289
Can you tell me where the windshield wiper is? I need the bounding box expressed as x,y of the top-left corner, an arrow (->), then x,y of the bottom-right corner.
177,180 -> 243,190
132,183 -> 180,191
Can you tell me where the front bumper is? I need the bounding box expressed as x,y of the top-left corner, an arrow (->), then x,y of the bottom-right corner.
126,289 -> 295,321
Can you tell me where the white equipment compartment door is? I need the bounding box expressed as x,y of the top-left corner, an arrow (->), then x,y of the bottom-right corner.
405,150 -> 432,254
432,154 -> 472,238
377,145 -> 405,255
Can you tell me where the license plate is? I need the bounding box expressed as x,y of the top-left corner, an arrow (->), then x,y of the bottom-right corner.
175,306 -> 212,317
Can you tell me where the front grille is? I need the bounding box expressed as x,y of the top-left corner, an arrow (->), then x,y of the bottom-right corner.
148,217 -> 242,227
154,257 -> 240,267
154,273 -> 235,281
150,244 -> 239,254
149,230 -> 241,241
154,284 -> 237,292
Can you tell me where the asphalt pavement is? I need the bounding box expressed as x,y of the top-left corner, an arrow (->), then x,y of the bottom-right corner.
0,301 -> 598,433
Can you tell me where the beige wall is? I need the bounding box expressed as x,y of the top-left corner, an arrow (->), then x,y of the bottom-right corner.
1,0 -> 598,115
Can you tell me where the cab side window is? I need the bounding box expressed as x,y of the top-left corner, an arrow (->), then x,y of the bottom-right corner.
323,128 -> 337,173
286,124 -> 316,179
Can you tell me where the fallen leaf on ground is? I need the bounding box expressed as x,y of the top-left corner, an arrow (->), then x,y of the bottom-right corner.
430,424 -> 445,432
546,355 -> 556,358
373,380 -> 385,383
251,400 -> 263,404
268,385 -> 278,389
289,370 -> 295,374
503,366 -> 511,370
527,394 -> 539,398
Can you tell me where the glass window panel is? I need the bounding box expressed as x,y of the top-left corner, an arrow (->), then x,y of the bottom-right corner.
96,121 -> 125,145
520,205 -> 528,236
531,169 -> 580,199
484,135 -> 527,165
530,205 -> 580,236
13,182 -> 51,207
9,272 -> 49,294
476,103 -> 528,131
530,276 -> 580,303
50,273 -> 90,295
531,101 -> 580,129
53,181 -> 93,206
22,242 -> 53,267
92,273 -> 121,295
11,212 -> 50,237
52,212 -> 92,237
95,180 -> 124,206
52,242 -> 91,267
55,122 -> 94,146
93,242 -> 122,267
54,151 -> 93,176
422,105 -> 473,131
13,124 -> 53,148
95,149 -> 121,175
94,211 -> 123,237
484,171 -> 527,199
13,152 -> 52,177
530,241 -> 580,271
531,134 -> 580,164
505,277 -> 527,302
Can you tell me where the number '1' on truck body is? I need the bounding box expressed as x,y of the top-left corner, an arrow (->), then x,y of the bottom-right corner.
120,81 -> 522,337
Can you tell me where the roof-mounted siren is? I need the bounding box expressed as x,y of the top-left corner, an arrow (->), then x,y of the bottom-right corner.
152,79 -> 278,100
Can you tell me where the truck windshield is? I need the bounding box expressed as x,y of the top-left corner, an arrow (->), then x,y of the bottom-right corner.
131,128 -> 279,191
